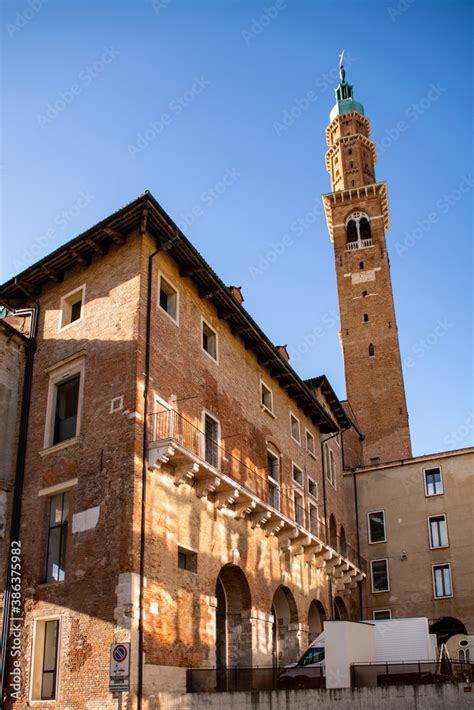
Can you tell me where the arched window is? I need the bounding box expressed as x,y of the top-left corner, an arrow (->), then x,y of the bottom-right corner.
359,217 -> 371,240
363,313 -> 369,322
345,211 -> 372,246
369,343 -> 375,357
359,261 -> 364,269
346,220 -> 358,243
362,290 -> 368,297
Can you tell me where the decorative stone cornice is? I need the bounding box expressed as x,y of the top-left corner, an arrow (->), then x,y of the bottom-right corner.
322,182 -> 390,241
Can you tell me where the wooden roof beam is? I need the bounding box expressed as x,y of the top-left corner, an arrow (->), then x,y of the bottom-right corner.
199,286 -> 221,300
69,249 -> 91,267
86,238 -> 108,256
103,227 -> 126,245
179,264 -> 206,277
41,266 -> 63,283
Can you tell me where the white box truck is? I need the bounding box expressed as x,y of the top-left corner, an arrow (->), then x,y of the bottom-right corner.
279,617 -> 438,690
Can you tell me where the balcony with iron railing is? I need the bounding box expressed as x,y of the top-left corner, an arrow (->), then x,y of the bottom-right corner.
147,409 -> 366,581
346,238 -> 374,252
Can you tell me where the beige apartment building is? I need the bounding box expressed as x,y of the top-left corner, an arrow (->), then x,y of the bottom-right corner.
0,59 -> 472,708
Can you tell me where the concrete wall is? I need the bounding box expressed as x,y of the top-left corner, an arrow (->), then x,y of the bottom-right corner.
148,685 -> 474,710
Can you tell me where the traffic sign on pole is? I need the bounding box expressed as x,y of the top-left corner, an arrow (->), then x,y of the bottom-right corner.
110,642 -> 130,693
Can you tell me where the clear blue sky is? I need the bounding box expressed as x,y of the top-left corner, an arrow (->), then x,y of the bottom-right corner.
1,0 -> 472,456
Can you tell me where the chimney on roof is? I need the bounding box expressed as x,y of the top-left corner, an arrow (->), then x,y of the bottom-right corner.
276,345 -> 290,362
228,285 -> 244,304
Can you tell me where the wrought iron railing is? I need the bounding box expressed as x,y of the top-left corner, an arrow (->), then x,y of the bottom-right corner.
149,409 -> 366,572
351,660 -> 474,688
187,666 -> 325,693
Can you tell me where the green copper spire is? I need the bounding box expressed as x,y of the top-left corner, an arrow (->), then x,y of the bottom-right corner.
329,50 -> 365,122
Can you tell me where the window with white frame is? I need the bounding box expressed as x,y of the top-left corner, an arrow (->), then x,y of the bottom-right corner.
59,285 -> 85,330
45,493 -> 69,583
261,382 -> 274,413
202,320 -> 218,360
305,429 -> 315,456
44,356 -> 85,449
424,467 -> 443,496
373,609 -> 391,620
292,463 -> 303,487
309,502 -> 318,536
267,450 -> 280,511
158,274 -> 178,322
325,447 -> 336,487
294,490 -> 304,526
429,515 -> 448,548
368,511 -> 386,544
30,618 -> 60,700
433,564 -> 453,598
290,413 -> 301,443
371,559 -> 390,593
308,478 -> 318,499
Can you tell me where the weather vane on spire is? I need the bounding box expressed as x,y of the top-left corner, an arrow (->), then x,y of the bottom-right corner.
339,49 -> 346,83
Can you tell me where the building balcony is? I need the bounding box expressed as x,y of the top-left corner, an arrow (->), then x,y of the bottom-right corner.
147,409 -> 366,585
346,238 -> 374,252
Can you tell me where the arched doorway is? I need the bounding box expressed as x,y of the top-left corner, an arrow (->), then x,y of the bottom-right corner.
271,586 -> 299,666
308,601 -> 326,642
429,617 -> 468,646
334,595 -> 348,620
215,564 -> 252,669
329,514 -> 338,550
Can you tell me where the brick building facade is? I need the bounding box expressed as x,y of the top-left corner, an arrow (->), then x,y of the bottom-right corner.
0,59 -> 472,708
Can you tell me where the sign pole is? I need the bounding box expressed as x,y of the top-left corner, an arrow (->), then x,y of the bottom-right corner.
117,691 -> 123,710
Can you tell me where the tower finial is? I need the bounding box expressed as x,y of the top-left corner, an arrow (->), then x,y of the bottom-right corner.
339,49 -> 346,83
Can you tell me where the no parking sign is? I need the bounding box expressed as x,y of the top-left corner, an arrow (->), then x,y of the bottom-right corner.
110,642 -> 130,692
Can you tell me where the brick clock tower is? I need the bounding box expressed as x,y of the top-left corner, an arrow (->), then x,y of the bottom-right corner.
322,55 -> 412,465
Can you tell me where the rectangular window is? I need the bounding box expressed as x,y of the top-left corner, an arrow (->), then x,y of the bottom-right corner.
292,463 -> 303,487
31,619 -> 60,700
433,564 -> 453,598
368,511 -> 386,544
203,413 -> 219,468
294,491 -> 304,527
429,515 -> 448,548
424,467 -> 443,496
309,503 -> 318,536
267,450 -> 280,510
290,413 -> 301,443
371,559 -> 390,593
45,493 -> 68,583
267,450 -> 279,483
305,430 -> 315,456
59,285 -> 85,329
202,320 -> 218,360
53,376 -> 80,445
158,275 -> 178,322
268,481 -> 280,511
308,478 -> 318,499
261,382 -> 273,413
178,546 -> 197,573
373,609 -> 391,620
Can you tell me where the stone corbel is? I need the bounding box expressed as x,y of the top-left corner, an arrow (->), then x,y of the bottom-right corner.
214,488 -> 239,510
234,499 -> 257,519
263,519 -> 285,537
173,462 -> 200,487
147,444 -> 175,470
250,510 -> 272,529
194,475 -> 221,499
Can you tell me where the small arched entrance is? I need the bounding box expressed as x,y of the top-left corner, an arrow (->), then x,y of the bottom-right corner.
308,601 -> 326,642
334,595 -> 348,620
271,586 -> 299,666
429,617 -> 468,646
215,564 -> 252,669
